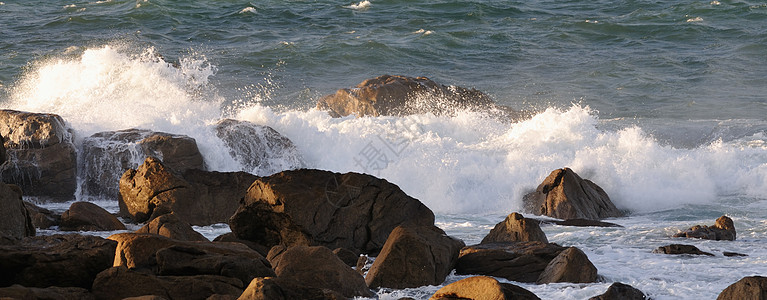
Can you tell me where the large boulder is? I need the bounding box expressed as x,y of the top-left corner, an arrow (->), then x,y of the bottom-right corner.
455,242 -> 566,283
81,129 -> 205,200
430,276 -> 540,300
0,182 -> 34,239
229,169 -> 435,254
118,157 -> 257,225
267,245 -> 371,298
588,282 -> 648,300
60,201 -> 126,231
317,75 -> 498,117
214,119 -> 302,176
673,215 -> 736,241
155,245 -> 275,285
482,212 -> 548,244
365,225 -> 464,289
237,277 -> 345,300
0,284 -> 94,300
717,276 -> 767,300
23,200 -> 60,229
0,234 -> 117,288
0,110 -> 77,201
92,266 -> 243,300
536,247 -> 598,284
523,168 -> 623,220
135,212 -> 207,242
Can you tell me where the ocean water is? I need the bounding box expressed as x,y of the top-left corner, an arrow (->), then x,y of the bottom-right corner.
2,0 -> 767,299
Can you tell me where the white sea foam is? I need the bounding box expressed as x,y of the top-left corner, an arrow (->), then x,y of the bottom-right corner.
345,0 -> 371,10
239,7 -> 256,14
686,16 -> 703,22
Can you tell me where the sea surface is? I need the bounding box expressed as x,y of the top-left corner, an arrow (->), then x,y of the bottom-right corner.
2,0 -> 767,299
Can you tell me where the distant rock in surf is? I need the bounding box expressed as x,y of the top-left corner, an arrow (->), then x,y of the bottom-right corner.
481,212 -> 549,244
652,244 -> 714,256
213,119 -> 303,176
430,276 -> 540,300
588,282 -> 648,300
523,168 -> 624,220
717,276 -> 767,300
60,201 -> 126,232
535,218 -> 623,228
81,129 -> 205,200
0,109 -> 77,201
673,215 -> 736,241
317,75 -> 523,118
0,182 -> 34,241
456,241 -> 563,283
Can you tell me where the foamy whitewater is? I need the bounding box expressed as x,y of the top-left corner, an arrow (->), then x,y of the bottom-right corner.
2,0 -> 767,298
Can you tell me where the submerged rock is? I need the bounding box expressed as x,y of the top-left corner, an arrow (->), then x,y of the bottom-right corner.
588,282 -> 648,300
717,276 -> 767,300
0,109 -> 77,201
0,182 -> 34,240
60,201 -> 126,231
430,276 -> 540,300
214,119 -> 303,176
673,215 -> 736,241
652,244 -> 715,256
482,212 -> 548,244
523,168 -> 623,220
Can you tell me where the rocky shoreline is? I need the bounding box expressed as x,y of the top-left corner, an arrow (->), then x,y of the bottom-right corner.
0,76 -> 762,299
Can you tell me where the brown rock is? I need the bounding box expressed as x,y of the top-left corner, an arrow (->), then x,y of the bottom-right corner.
317,75 -> 497,117
91,266 -> 243,300
81,129 -> 205,200
0,284 -> 94,300
430,276 -> 540,300
118,157 -> 257,225
155,245 -> 275,285
214,119 -> 302,176
229,169 -> 435,254
356,255 -> 372,275
267,245 -> 372,298
0,109 -> 77,201
717,276 -> 767,300
652,244 -> 715,256
455,242 -> 566,283
523,168 -> 623,220
23,200 -> 60,229
482,212 -> 548,244
0,183 -> 34,239
213,232 -> 270,257
588,282 -> 647,300
0,234 -> 116,288
365,225 -> 465,289
237,277 -> 344,300
136,212 -> 207,241
332,247 -> 359,267
60,201 -> 126,231
536,247 -> 598,284
673,215 -> 736,241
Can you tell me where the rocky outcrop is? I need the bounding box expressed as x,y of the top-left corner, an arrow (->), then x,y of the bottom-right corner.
267,245 -> 372,298
60,201 -> 126,231
237,277 -> 345,300
155,245 -> 275,285
0,110 -> 77,201
365,225 -> 464,289
213,232 -> 269,257
0,284 -> 94,300
652,244 -> 714,256
588,282 -> 648,300
317,75 -> 499,117
536,247 -> 598,284
229,169 -> 435,254
81,129 -> 205,200
0,182 -> 34,239
673,215 -> 736,241
118,157 -> 257,225
455,242 -> 566,283
214,119 -> 302,176
135,213 -> 207,241
482,212 -> 548,244
523,168 -> 623,220
717,276 -> 767,300
430,276 -> 540,300
91,266 -> 243,300
0,234 -> 117,288
23,200 -> 60,229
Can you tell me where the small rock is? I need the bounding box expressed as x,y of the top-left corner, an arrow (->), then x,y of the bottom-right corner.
23,200 -> 61,229
652,244 -> 714,256
136,212 -> 207,241
60,201 -> 126,231
673,215 -> 736,241
523,168 -> 623,220
588,282 -> 647,300
536,247 -> 598,284
717,276 -> 767,300
429,276 -> 540,300
482,212 -> 548,244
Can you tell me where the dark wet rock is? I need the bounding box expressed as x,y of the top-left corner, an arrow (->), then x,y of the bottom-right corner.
455,242 -> 566,283
366,225 -> 464,289
136,212 -> 207,242
0,110 -> 77,201
213,232 -> 269,257
214,119 -> 302,176
238,277 -> 345,300
523,168 -> 623,220
91,266 -> 243,300
673,215 -> 736,241
482,212 -> 548,244
535,218 -> 623,228
118,157 -> 257,225
430,276 -> 540,300
356,255 -> 372,275
536,247 -> 598,284
588,282 -> 647,300
229,169 -> 434,254
0,284 -> 94,300
652,244 -> 715,256
60,201 -> 126,231
332,247 -> 359,267
155,245 -> 275,285
0,234 -> 116,288
0,183 -> 34,239
723,251 -> 748,257
23,200 -> 60,229
81,129 -> 205,200
267,245 -> 372,298
717,276 -> 767,300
